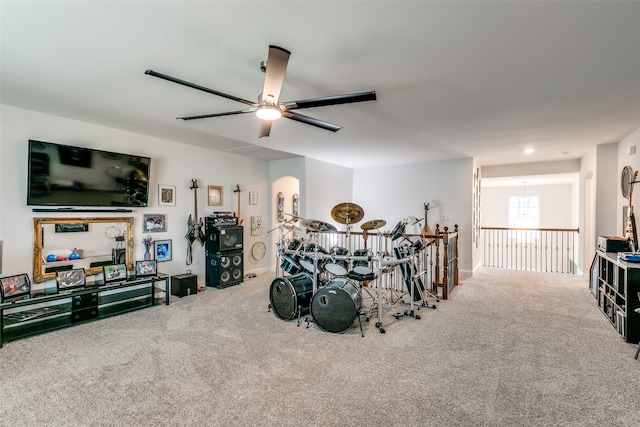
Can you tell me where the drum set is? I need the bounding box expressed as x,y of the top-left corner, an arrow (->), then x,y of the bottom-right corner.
268,202 -> 438,335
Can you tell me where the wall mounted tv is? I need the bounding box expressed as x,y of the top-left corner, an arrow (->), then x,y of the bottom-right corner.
27,140 -> 151,208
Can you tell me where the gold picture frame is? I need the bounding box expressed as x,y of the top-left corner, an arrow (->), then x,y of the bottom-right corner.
208,185 -> 223,206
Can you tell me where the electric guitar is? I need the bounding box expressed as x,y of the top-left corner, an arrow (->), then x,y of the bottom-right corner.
421,202 -> 435,244
234,184 -> 244,225
185,178 -> 205,264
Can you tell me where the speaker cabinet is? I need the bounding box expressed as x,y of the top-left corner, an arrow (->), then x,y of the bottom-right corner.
171,274 -> 197,297
206,251 -> 243,288
205,222 -> 243,253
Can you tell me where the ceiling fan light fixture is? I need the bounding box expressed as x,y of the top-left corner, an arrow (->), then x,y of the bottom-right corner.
256,105 -> 282,121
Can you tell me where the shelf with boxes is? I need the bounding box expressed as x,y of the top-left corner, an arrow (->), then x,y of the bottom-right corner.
591,251 -> 640,342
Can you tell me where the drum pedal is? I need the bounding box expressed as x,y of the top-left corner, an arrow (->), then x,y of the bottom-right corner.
392,312 -> 403,319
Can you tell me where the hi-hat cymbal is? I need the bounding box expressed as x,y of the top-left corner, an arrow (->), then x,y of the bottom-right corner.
284,223 -> 301,232
300,218 -> 322,228
361,219 -> 386,230
331,202 -> 365,225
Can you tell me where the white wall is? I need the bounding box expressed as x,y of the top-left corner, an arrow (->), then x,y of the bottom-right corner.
1,105 -> 272,288
616,127 -> 640,235
481,183 -> 576,228
353,158 -> 474,273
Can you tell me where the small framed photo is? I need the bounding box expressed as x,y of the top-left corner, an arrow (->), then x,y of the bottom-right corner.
249,191 -> 258,205
158,184 -> 176,207
56,268 -> 86,291
154,239 -> 172,262
208,185 -> 223,206
103,264 -> 127,283
143,214 -> 167,233
135,260 -> 157,277
0,273 -> 30,301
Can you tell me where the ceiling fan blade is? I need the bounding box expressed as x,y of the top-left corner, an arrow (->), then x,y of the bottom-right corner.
283,112 -> 342,132
282,91 -> 376,110
262,45 -> 290,105
259,121 -> 272,138
178,108 -> 256,121
145,69 -> 257,107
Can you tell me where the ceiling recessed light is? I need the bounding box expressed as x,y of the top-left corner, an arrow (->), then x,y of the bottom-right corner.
524,148 -> 534,154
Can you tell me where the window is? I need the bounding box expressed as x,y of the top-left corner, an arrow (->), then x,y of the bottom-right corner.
508,196 -> 539,228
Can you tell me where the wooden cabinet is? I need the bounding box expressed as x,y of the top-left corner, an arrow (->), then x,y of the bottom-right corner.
591,252 -> 640,342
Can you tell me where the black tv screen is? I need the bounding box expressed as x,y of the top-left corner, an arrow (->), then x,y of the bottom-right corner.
27,140 -> 151,207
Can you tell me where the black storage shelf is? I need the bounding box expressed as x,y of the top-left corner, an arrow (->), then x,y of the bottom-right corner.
0,275 -> 169,348
591,252 -> 640,343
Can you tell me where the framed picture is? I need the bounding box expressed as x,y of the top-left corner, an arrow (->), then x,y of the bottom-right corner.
143,214 -> 167,233
208,185 -> 223,206
135,260 -> 157,277
103,264 -> 127,283
158,184 -> 176,207
0,273 -> 30,301
56,268 -> 86,291
154,239 -> 172,262
249,191 -> 258,205
251,216 -> 262,236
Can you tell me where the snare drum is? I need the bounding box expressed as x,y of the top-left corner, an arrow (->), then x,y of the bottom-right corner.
299,243 -> 328,273
324,246 -> 350,277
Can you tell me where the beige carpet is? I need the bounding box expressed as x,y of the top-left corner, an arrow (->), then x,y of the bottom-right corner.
1,267 -> 638,427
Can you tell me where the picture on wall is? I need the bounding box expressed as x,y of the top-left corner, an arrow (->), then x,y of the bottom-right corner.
251,216 -> 262,236
143,214 -> 167,233
158,184 -> 176,206
155,239 -> 172,262
277,192 -> 284,222
208,185 -> 223,206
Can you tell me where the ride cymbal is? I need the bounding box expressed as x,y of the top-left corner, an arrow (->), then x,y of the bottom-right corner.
361,219 -> 386,230
331,202 -> 364,224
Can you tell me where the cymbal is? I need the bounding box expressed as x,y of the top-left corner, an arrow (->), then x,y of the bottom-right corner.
300,218 -> 322,228
331,202 -> 365,225
307,220 -> 337,232
284,223 -> 301,232
361,219 -> 386,230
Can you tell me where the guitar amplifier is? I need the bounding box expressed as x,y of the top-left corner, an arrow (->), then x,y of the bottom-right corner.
208,214 -> 237,226
597,236 -> 628,253
205,220 -> 243,253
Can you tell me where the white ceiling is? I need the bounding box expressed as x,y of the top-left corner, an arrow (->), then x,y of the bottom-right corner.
2,1 -> 640,170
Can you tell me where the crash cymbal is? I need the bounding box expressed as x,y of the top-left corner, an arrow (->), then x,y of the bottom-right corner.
361,219 -> 386,231
307,220 -> 337,232
331,202 -> 365,225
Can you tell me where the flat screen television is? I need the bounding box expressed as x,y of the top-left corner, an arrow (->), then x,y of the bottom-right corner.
27,139 -> 151,207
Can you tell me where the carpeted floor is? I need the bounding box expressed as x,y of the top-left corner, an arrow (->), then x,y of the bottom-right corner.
0,267 -> 638,427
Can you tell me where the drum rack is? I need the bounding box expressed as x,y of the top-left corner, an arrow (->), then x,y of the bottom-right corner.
271,232 -> 437,335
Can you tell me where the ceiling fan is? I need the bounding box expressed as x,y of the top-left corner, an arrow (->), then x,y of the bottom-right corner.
145,45 -> 376,138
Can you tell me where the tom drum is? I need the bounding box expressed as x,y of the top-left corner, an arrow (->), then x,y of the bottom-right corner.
324,246 -> 350,277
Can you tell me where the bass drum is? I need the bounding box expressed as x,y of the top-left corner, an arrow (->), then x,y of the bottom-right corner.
311,278 -> 362,333
270,273 -> 313,321
324,246 -> 350,276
